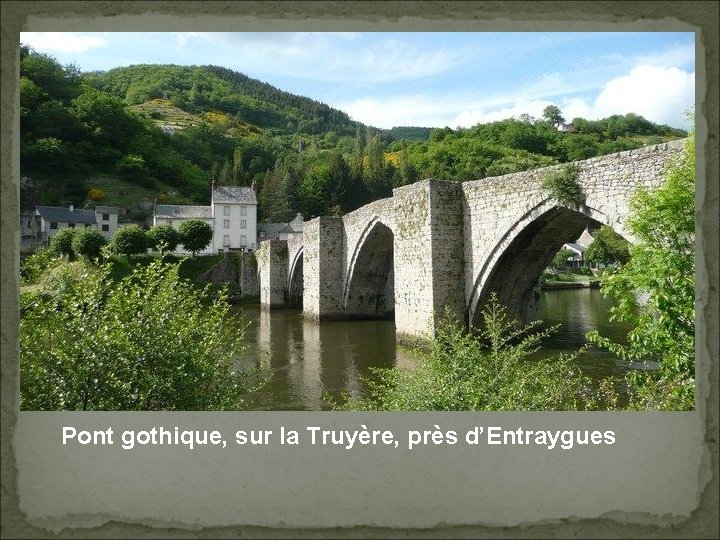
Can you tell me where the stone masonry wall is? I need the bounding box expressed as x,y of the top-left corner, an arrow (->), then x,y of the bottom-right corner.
303,217 -> 344,320
258,239 -> 288,308
392,180 -> 435,339
240,251 -> 259,297
462,138 -> 684,323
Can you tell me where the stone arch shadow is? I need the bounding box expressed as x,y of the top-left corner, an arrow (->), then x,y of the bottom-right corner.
343,217 -> 395,319
288,247 -> 303,308
467,198 -> 621,327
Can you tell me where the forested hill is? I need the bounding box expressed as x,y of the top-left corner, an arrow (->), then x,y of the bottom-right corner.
85,64 -> 365,137
20,46 -> 687,225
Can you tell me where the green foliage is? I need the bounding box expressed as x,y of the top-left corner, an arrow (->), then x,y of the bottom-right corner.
178,219 -> 213,255
551,248 -> 575,270
541,163 -> 584,206
334,296 -> 596,411
147,224 -> 180,252
111,224 -> 149,256
71,227 -> 107,260
21,259 -> 264,410
20,247 -> 58,285
584,226 -> 630,266
543,105 -> 565,126
49,227 -> 78,259
587,133 -> 695,410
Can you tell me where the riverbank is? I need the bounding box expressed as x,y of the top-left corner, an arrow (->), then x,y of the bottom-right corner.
541,280 -> 600,290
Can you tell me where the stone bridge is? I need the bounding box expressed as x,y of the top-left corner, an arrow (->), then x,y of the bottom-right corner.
255,139 -> 685,340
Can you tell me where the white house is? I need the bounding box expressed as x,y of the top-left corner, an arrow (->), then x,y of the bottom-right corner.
560,227 -> 596,268
35,204 -> 119,244
153,186 -> 258,255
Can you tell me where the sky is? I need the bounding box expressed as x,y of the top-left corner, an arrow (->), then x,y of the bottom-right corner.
19,31 -> 696,130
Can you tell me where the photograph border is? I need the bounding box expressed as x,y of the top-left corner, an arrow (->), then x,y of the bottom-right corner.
2,2 -> 718,538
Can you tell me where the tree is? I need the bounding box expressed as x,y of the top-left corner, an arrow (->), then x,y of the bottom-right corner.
178,219 -> 213,255
543,105 -> 565,127
111,224 -> 149,257
71,227 -> 107,260
147,224 -> 180,253
49,227 -> 77,260
20,259 -> 264,410
551,248 -> 574,272
587,131 -> 695,410
584,226 -> 630,267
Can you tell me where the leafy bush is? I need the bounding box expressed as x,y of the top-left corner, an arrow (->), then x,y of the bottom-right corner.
21,259 -> 265,410
111,224 -> 149,256
587,131 -> 695,410
71,227 -> 107,260
49,227 -> 77,259
20,247 -> 58,285
541,163 -> 584,206
88,187 -> 106,201
179,219 -> 213,255
333,295 -> 598,411
147,224 -> 180,252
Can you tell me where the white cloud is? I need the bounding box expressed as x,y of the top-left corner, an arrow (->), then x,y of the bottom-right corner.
592,65 -> 694,125
20,32 -> 108,53
339,64 -> 694,129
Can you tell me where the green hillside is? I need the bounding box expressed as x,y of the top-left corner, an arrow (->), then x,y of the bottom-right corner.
20,45 -> 687,224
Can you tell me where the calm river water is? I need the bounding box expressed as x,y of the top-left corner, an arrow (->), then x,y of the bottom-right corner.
234,288 -> 632,410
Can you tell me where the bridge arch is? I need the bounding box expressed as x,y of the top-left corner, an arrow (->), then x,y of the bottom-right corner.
467,197 -> 624,327
288,247 -> 304,307
343,217 -> 395,318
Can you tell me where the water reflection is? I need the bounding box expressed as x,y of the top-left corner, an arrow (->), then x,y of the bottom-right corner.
234,288 -> 632,410
237,307 -> 398,410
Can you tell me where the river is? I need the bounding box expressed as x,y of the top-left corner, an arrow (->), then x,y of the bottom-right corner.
233,288 -> 633,410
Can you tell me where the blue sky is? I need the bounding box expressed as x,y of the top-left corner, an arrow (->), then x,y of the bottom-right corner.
20,32 -> 695,129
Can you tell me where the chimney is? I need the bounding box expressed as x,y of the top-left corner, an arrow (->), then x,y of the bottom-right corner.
69,204 -> 74,212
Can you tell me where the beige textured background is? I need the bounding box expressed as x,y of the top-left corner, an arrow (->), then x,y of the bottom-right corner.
2,2 -> 718,538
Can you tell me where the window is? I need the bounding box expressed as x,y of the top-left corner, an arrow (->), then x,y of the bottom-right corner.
240,234 -> 247,246
50,222 -> 57,229
223,235 -> 230,246
102,224 -> 109,232
223,219 -> 230,229
259,231 -> 266,238
241,219 -> 247,229
223,205 -> 230,216
102,213 -> 110,221
240,206 -> 247,217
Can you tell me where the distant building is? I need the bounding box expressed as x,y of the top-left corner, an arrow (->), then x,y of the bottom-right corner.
257,213 -> 304,244
34,204 -> 120,245
153,186 -> 258,255
561,226 -> 595,268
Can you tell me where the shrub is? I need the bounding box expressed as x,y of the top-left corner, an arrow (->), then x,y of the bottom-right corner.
20,247 -> 58,285
71,227 -> 107,260
147,224 -> 180,253
333,294 -> 599,411
541,163 -> 584,206
21,259 -> 265,410
49,227 -> 77,259
178,219 -> 213,255
111,224 -> 149,256
88,187 -> 106,201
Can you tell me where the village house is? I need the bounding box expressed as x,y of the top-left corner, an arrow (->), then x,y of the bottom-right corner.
257,213 -> 304,244
34,204 -> 120,245
153,185 -> 258,255
561,226 -> 596,268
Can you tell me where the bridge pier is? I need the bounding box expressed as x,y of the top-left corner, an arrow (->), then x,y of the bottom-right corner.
258,239 -> 288,309
303,217 -> 345,320
393,180 -> 466,340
